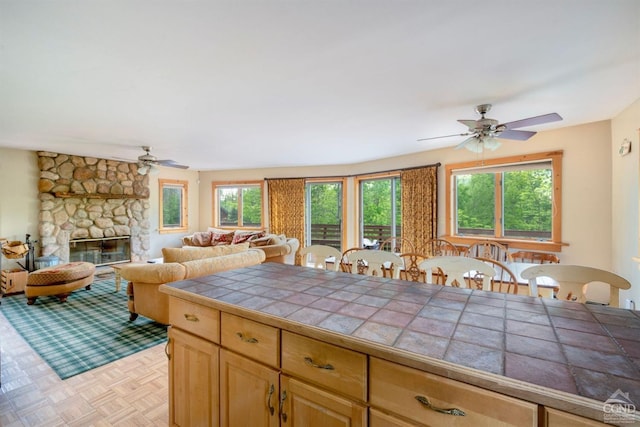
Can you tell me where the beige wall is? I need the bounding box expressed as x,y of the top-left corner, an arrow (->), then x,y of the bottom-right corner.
0,149 -> 39,270
140,167 -> 200,259
199,119 -> 614,267
612,98 -> 640,307
1,99 -> 637,305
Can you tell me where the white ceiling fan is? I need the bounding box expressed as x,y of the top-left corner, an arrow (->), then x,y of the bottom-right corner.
418,104 -> 563,153
136,146 -> 189,175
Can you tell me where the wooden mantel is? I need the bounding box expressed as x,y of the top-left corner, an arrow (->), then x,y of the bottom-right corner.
52,192 -> 149,200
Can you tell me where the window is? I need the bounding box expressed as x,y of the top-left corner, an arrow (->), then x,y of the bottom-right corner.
213,181 -> 264,229
357,174 -> 401,247
445,151 -> 563,251
305,180 -> 345,251
159,179 -> 188,233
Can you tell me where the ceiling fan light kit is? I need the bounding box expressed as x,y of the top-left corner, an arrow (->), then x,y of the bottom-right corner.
134,146 -> 189,175
418,103 -> 562,153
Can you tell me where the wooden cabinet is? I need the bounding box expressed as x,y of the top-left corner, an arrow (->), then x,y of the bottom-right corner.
167,295 -> 547,427
219,349 -> 279,427
370,357 -> 538,427
168,327 -> 219,427
544,408 -> 609,426
280,375 -> 366,427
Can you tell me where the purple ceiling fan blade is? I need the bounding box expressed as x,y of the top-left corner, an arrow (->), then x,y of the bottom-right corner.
501,113 -> 562,130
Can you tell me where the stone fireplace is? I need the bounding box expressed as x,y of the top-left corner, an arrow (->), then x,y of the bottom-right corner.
37,151 -> 151,264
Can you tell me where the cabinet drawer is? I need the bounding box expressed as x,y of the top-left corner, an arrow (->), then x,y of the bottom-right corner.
221,312 -> 279,368
169,297 -> 220,343
281,331 -> 367,401
370,357 -> 537,427
544,408 -> 608,426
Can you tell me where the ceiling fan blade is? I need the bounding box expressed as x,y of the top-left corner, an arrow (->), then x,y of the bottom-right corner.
417,132 -> 470,142
457,119 -> 478,130
497,129 -> 536,141
501,113 -> 562,130
157,159 -> 189,169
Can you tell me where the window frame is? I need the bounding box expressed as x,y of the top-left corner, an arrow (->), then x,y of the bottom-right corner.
159,179 -> 188,234
304,177 -> 347,250
212,180 -> 265,230
445,151 -> 564,251
355,171 -> 402,247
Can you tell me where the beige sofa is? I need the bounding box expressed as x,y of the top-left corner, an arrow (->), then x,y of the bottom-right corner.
118,243 -> 265,324
182,228 -> 300,265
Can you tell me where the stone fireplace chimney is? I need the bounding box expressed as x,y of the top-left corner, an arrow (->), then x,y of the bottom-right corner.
37,152 -> 151,263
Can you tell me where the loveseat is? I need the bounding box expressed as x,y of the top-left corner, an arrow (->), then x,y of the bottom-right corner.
118,243 -> 265,324
182,228 -> 300,265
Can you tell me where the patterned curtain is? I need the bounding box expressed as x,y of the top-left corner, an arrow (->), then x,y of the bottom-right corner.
267,178 -> 305,265
401,165 -> 438,250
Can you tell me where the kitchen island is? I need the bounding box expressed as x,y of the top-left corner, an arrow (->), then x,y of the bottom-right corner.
160,262 -> 640,426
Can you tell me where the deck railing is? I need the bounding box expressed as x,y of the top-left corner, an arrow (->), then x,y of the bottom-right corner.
309,224 -> 400,251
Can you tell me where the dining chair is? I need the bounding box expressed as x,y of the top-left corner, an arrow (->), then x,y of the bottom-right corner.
473,257 -> 519,294
398,252 -> 429,283
299,245 -> 342,272
520,264 -> 631,307
511,250 -> 560,264
340,247 -> 365,273
466,241 -> 513,263
379,237 -> 415,254
346,249 -> 404,279
417,238 -> 459,257
418,256 -> 496,290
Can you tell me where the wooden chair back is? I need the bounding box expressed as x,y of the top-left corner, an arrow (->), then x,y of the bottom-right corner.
418,256 -> 496,290
474,257 -> 519,294
346,249 -> 403,279
299,245 -> 342,272
379,237 -> 415,254
511,250 -> 559,264
417,238 -> 459,257
466,241 -> 513,263
520,264 -> 631,307
340,247 -> 365,273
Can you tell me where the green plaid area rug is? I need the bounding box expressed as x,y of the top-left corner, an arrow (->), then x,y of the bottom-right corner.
0,277 -> 167,379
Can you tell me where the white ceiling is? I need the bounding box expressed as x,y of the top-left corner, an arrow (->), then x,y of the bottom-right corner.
1,0 -> 639,171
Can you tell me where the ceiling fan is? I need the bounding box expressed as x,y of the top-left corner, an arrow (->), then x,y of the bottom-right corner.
417,104 -> 562,153
136,146 -> 189,175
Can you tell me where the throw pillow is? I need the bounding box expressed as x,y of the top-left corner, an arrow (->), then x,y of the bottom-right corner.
211,231 -> 235,246
232,230 -> 266,244
249,236 -> 272,247
190,231 -> 213,247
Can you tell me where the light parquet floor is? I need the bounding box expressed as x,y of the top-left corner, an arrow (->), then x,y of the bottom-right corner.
0,305 -> 169,427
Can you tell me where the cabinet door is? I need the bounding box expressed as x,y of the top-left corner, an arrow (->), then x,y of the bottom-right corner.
168,327 -> 220,427
220,349 -> 279,427
280,375 -> 366,427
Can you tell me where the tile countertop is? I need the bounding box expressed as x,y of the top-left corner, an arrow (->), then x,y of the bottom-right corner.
160,262 -> 640,421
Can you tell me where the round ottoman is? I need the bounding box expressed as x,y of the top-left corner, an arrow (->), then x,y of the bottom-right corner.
26,262 -> 95,305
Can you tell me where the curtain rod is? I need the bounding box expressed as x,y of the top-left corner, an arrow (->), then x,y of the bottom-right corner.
265,162 -> 441,181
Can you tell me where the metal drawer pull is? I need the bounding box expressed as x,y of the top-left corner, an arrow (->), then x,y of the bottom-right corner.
279,390 -> 288,422
267,384 -> 275,415
304,356 -> 334,370
164,340 -> 170,360
415,395 -> 465,416
236,332 -> 258,343
183,313 -> 199,322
